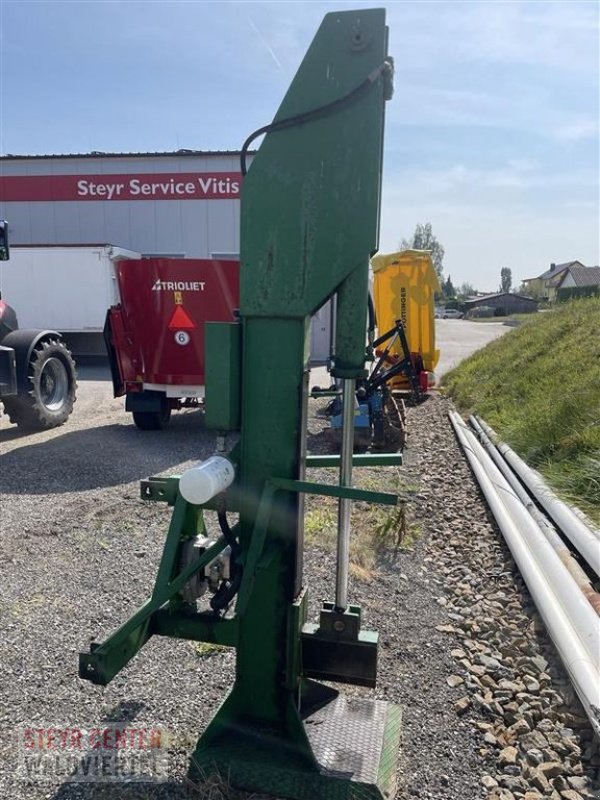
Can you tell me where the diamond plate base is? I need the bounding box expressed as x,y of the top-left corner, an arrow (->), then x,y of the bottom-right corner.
189,696 -> 401,800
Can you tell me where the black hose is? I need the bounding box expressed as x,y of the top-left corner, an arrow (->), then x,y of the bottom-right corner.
210,569 -> 243,613
210,506 -> 243,612
367,291 -> 377,335
240,59 -> 394,176
217,507 -> 238,552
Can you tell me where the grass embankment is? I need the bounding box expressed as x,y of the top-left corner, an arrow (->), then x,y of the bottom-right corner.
443,298 -> 600,523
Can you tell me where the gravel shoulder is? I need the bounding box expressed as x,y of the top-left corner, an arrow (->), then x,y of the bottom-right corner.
0,379 -> 598,800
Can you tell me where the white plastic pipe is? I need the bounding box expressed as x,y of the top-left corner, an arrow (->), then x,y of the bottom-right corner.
452,413 -> 599,659
469,416 -> 600,615
450,412 -> 600,736
475,416 -> 600,578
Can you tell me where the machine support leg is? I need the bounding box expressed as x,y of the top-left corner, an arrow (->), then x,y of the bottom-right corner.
335,378 -> 355,611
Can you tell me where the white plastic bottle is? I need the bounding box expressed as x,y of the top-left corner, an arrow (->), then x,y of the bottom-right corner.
178,456 -> 235,505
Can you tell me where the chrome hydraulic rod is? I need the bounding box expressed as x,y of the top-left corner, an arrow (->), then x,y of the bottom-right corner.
335,378 -> 355,610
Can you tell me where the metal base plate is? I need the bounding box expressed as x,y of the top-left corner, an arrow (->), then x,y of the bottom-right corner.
189,696 -> 401,800
306,695 -> 399,789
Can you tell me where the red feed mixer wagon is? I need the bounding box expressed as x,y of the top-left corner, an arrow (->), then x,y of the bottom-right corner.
105,258 -> 239,429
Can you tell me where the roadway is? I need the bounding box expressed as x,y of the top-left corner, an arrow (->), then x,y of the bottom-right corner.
433,318 -> 509,378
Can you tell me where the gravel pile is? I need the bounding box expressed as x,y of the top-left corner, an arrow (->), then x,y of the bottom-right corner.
0,379 -> 597,800
400,395 -> 599,800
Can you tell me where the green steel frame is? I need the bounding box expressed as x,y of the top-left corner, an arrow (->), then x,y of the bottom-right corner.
80,9 -> 401,799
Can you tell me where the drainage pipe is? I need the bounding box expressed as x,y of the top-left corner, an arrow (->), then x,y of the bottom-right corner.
451,412 -> 599,659
475,416 -> 600,578
450,412 -> 600,736
469,416 -> 600,616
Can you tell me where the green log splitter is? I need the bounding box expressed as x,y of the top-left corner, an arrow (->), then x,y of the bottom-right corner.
80,9 -> 402,799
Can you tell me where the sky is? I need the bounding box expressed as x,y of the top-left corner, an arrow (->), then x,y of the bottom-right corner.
0,0 -> 598,290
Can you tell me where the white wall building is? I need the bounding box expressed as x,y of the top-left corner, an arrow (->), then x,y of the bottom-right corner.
0,151 -> 244,258
0,151 -> 333,362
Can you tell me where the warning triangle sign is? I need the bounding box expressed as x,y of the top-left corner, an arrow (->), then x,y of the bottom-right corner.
168,306 -> 196,330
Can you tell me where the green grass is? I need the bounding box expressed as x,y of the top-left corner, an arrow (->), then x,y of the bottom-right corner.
443,298 -> 600,523
304,505 -> 337,546
192,642 -> 229,658
303,471 -> 414,580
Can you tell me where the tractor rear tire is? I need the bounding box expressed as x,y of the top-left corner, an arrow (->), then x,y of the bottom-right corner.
132,403 -> 171,430
3,337 -> 77,431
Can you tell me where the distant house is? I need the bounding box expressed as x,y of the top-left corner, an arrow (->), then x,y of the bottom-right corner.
464,292 -> 538,317
554,265 -> 600,294
522,261 -> 586,301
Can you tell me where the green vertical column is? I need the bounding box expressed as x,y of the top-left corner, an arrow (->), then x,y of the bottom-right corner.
333,262 -> 369,377
235,316 -> 308,722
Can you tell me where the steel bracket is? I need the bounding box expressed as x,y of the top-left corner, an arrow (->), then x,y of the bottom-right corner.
271,476 -> 398,506
79,497 -> 230,685
140,476 -> 240,512
140,476 -> 179,504
302,623 -> 379,688
306,453 -> 403,467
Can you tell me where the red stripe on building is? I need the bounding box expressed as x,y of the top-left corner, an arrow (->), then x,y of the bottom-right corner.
0,172 -> 241,202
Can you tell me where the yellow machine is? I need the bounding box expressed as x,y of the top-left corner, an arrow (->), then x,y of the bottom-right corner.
371,249 -> 440,390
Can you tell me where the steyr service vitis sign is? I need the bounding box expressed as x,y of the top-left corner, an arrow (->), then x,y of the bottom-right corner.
0,173 -> 241,202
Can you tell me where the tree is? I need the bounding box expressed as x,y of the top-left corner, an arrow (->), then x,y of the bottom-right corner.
442,275 -> 455,299
457,282 -> 475,298
399,222 -> 445,279
499,267 -> 512,293
518,281 -> 535,298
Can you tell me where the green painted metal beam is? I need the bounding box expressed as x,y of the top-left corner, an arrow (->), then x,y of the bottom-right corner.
272,477 -> 398,506
306,453 -> 403,468
151,610 -> 238,647
79,535 -> 226,685
141,454 -> 402,507
239,14 -> 389,321
205,321 -> 242,430
140,476 -> 241,511
141,475 -> 179,504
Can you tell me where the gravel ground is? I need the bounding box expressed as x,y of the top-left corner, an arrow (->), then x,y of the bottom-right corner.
1,380 -> 598,800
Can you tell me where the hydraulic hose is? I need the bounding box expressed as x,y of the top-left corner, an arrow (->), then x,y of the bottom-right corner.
367,291 -> 377,339
240,59 -> 394,175
210,507 -> 243,612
